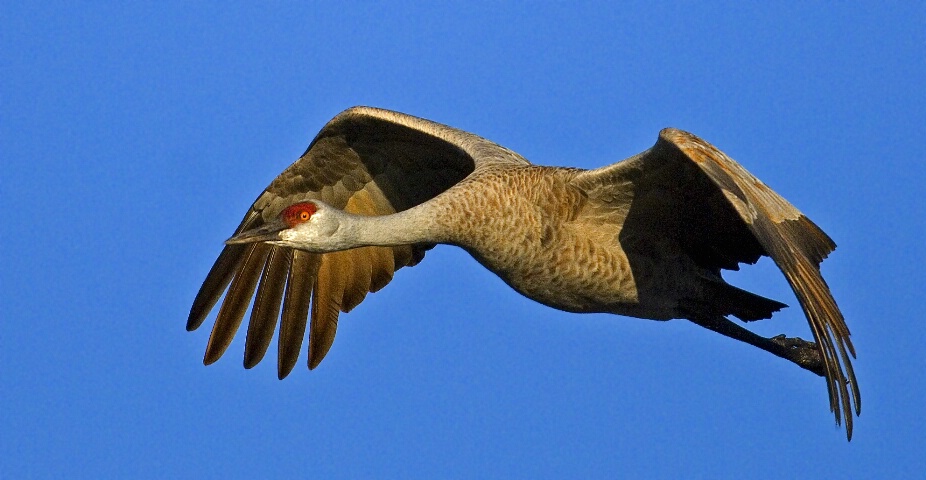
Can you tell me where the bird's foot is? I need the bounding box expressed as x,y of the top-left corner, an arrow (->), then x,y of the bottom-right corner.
770,334 -> 825,377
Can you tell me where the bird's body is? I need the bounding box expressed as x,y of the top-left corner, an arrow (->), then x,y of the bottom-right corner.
418,165 -> 640,315
189,106 -> 859,438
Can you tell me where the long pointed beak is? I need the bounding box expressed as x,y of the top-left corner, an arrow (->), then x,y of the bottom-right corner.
225,219 -> 288,245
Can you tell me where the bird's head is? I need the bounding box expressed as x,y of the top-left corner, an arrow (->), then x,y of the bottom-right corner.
225,200 -> 348,252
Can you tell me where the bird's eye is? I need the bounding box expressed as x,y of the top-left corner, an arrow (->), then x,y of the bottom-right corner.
281,202 -> 318,227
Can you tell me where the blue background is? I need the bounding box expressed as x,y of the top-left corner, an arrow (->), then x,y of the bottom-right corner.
3,3 -> 924,478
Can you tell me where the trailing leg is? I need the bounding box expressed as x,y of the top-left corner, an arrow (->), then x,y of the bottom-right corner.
688,316 -> 825,377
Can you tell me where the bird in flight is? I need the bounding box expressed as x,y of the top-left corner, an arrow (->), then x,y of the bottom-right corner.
188,106 -> 859,439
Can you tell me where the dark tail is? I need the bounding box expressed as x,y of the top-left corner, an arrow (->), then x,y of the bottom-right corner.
682,276 -> 787,322
714,280 -> 787,321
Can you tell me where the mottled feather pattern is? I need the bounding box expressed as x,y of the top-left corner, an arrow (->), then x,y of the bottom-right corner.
436,167 -> 639,313
190,107 -> 858,439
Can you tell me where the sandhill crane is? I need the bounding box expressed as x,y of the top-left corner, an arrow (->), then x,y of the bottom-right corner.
188,106 -> 859,439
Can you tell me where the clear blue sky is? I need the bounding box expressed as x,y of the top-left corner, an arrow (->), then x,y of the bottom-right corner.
3,3 -> 924,478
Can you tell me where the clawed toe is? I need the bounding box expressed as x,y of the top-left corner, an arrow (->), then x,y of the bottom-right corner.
771,334 -> 815,349
771,334 -> 825,377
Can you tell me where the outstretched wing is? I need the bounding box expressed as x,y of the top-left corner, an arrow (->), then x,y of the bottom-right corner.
572,128 -> 859,438
187,106 -> 527,378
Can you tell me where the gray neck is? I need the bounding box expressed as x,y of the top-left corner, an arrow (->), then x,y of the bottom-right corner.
338,201 -> 451,247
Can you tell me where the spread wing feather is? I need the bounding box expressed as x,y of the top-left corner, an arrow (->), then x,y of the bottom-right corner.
203,243 -> 269,364
572,128 -> 858,438
188,106 -> 520,377
277,250 -> 318,378
660,129 -> 858,438
242,245 -> 290,369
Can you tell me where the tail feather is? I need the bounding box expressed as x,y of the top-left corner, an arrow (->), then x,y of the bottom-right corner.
686,276 -> 787,322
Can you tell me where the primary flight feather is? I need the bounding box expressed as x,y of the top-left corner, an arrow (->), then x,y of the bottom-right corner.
188,106 -> 859,439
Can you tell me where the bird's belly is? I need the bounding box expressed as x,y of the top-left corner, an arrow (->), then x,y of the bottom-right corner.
468,239 -> 656,318
504,265 -> 639,315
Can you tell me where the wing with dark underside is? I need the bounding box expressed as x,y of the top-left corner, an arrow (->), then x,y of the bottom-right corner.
571,128 -> 858,439
187,106 -> 528,378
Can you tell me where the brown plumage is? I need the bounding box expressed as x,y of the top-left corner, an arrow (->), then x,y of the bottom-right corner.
188,106 -> 859,439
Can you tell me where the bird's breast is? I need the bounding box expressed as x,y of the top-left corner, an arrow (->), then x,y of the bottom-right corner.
445,168 -> 641,314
